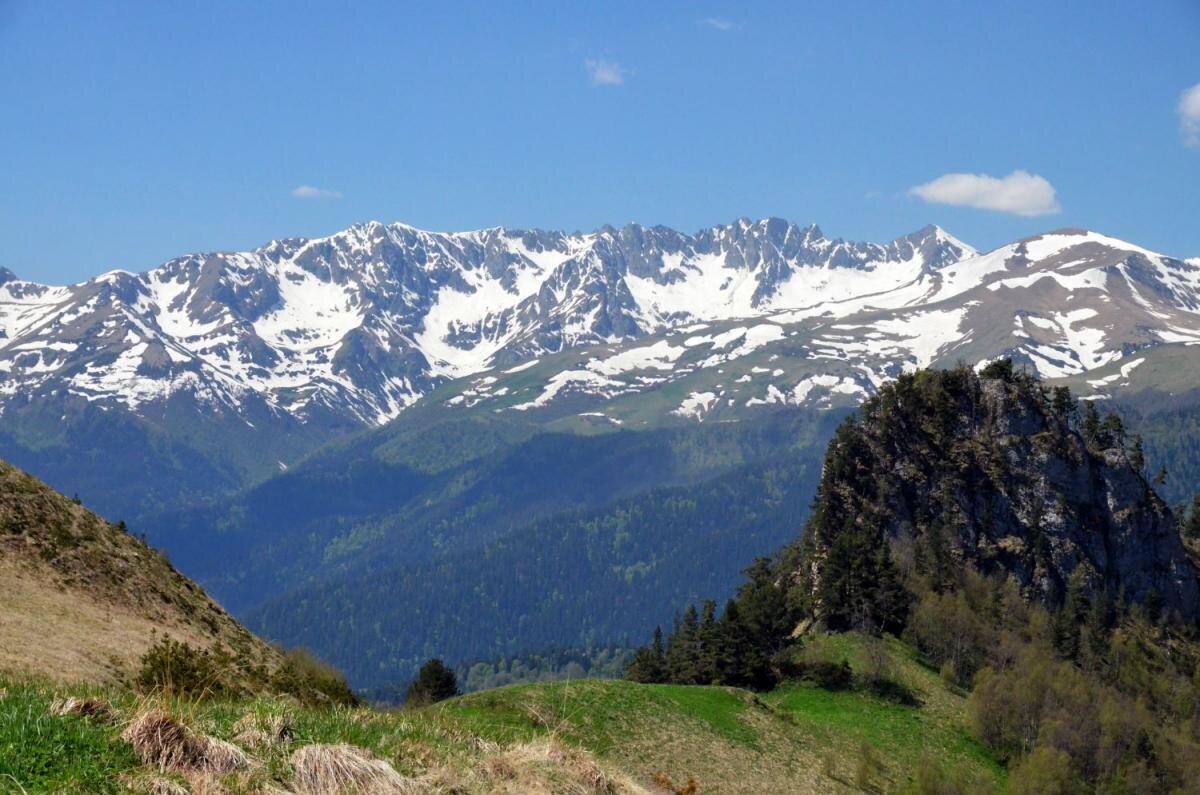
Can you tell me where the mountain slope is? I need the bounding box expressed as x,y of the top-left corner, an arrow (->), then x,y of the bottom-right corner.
139,407 -> 842,686
0,459 -> 278,684
244,452 -> 822,687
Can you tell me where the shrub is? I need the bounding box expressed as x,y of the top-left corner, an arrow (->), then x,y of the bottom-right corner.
802,660 -> 854,691
1007,746 -> 1078,795
134,636 -> 223,697
910,751 -> 995,794
269,649 -> 358,706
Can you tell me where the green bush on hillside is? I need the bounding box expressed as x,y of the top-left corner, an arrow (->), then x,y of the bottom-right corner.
134,636 -> 224,697
269,648 -> 358,706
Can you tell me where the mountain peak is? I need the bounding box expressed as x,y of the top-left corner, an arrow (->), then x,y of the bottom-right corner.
792,363 -> 1200,630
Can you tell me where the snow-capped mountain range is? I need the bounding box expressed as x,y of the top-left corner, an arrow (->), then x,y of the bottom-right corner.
2,219 -> 1198,431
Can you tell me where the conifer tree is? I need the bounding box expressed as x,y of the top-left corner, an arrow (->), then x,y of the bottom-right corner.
816,530 -> 909,635
1051,386 -> 1076,424
1129,434 -> 1146,474
406,658 -> 459,706
735,558 -> 794,655
627,626 -> 667,683
697,600 -> 719,684
666,605 -> 702,684
1052,570 -> 1089,661
1083,401 -> 1102,447
717,599 -> 773,690
1101,413 -> 1125,448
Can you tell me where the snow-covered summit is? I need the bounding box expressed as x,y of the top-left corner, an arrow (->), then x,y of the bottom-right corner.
3,219 -> 1196,432
0,218 -> 975,424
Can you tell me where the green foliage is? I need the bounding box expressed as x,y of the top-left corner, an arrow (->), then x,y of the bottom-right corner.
455,646 -> 635,694
905,587 -> 992,687
626,629 -> 668,684
1006,746 -> 1079,795
133,636 -> 224,698
813,528 -> 909,634
978,358 -> 1015,382
406,658 -> 459,706
628,557 -> 796,691
797,659 -> 854,691
268,648 -> 358,706
250,449 -> 825,688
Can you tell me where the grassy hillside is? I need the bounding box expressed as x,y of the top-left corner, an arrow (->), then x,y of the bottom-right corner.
0,460 -> 278,686
0,633 -> 1002,794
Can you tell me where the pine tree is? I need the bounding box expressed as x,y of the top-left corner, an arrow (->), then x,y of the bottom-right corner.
1101,413 -> 1126,448
666,605 -> 702,684
979,358 -> 1015,382
697,600 -> 719,684
627,626 -> 667,683
717,599 -> 773,690
1084,589 -> 1114,661
734,557 -> 794,655
816,530 -> 909,635
406,658 -> 459,706
1051,386 -> 1076,424
1129,434 -> 1146,474
1082,401 -> 1102,447
1052,570 -> 1089,661
918,522 -> 954,593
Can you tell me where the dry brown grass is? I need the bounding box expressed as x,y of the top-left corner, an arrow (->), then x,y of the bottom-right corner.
121,773 -> 191,795
122,708 -> 250,775
232,711 -> 295,750
477,738 -> 650,795
0,460 -> 281,688
289,743 -> 428,794
49,695 -> 116,723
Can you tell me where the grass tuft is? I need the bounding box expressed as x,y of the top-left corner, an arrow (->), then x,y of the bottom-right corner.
289,743 -> 424,794
49,696 -> 116,724
121,708 -> 248,775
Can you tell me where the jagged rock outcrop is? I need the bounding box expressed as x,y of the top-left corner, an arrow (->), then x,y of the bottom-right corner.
794,363 -> 1200,625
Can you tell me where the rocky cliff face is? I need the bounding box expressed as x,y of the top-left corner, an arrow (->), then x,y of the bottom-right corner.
795,363 -> 1200,624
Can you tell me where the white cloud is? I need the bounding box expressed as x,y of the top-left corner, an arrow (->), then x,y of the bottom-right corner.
1179,83 -> 1200,148
908,170 -> 1060,217
702,18 -> 735,30
585,59 -> 626,86
291,185 -> 342,200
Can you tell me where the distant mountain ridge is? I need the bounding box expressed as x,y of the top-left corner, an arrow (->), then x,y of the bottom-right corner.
0,218 -> 973,427
3,218 -> 1199,526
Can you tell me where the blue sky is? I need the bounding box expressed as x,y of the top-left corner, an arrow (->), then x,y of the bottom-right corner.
1,1 -> 1198,284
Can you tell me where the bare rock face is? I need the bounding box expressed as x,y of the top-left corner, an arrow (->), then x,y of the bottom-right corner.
796,363 -> 1200,624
